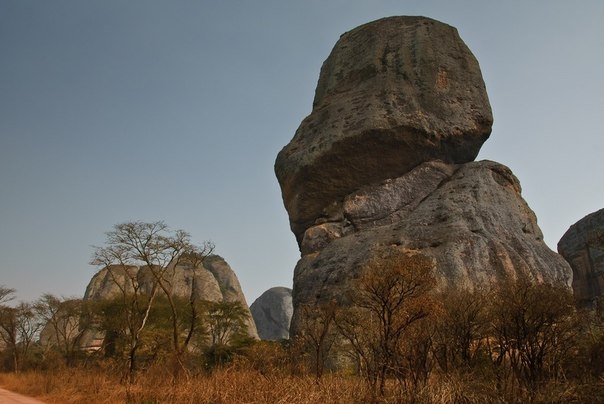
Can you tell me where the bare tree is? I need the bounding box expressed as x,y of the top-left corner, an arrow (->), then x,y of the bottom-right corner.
435,287 -> 489,372
487,276 -> 577,396
297,301 -> 337,379
336,248 -> 438,397
0,286 -> 15,305
90,221 -> 214,382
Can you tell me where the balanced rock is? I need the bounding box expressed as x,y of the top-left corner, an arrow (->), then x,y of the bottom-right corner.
275,16 -> 493,243
558,208 -> 604,307
250,287 -> 293,340
275,17 -> 572,336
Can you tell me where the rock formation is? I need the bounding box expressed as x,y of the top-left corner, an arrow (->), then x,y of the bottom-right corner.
275,16 -> 492,243
250,287 -> 293,340
558,208 -> 604,307
79,255 -> 258,350
274,16 -> 572,335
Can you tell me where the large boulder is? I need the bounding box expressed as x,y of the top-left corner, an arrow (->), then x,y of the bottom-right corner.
250,287 -> 293,340
275,16 -> 572,336
558,208 -> 604,307
275,16 -> 493,243
291,161 -> 571,333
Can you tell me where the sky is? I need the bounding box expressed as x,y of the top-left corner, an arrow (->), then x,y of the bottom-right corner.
1,1 -> 603,305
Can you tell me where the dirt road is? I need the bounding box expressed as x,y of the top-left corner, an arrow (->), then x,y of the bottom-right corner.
0,388 -> 46,403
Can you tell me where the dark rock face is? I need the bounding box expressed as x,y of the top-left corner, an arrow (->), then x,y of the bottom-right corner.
275,16 -> 493,243
558,209 -> 604,307
275,16 -> 572,336
250,287 -> 293,340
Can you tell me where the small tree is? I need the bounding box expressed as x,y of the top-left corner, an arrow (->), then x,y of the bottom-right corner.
0,302 -> 42,372
336,248 -> 438,397
297,301 -> 338,379
435,287 -> 489,372
487,277 -> 577,396
200,300 -> 252,369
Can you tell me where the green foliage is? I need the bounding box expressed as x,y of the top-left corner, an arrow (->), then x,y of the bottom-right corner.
91,294 -> 252,373
200,300 -> 254,370
203,300 -> 250,347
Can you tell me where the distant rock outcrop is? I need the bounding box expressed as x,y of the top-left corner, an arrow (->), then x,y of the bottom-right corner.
274,16 -> 572,336
558,208 -> 604,307
250,287 -> 292,340
80,255 -> 258,350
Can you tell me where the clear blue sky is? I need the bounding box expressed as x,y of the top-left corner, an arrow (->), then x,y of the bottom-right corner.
1,1 -> 603,304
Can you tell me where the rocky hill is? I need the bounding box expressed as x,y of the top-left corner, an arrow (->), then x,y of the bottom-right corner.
250,287 -> 292,340
274,16 -> 572,335
558,208 -> 604,307
79,254 -> 258,350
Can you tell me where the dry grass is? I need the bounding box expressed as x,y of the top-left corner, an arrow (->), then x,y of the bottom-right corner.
1,363 -> 603,403
0,366 -> 372,404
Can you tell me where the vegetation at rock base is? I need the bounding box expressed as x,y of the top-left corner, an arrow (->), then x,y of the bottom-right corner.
89,221 -> 216,382
2,243 -> 604,402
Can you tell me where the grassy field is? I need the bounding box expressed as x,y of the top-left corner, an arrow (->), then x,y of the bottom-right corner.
2,363 -> 600,404
0,366 -> 372,404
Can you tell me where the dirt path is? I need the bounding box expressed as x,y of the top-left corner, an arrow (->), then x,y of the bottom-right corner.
0,387 -> 46,403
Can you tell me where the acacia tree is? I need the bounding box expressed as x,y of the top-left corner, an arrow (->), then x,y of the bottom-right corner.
201,300 -> 252,369
336,248 -> 438,396
90,221 -> 214,382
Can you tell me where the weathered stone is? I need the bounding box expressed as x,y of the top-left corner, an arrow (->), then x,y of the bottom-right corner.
275,16 -> 571,339
275,16 -> 493,243
343,160 -> 455,230
558,208 -> 604,307
290,161 -> 572,334
250,287 -> 293,340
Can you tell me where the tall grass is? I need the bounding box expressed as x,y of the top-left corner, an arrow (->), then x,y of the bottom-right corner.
3,365 -> 601,403
1,358 -> 603,403
0,365 -> 372,404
